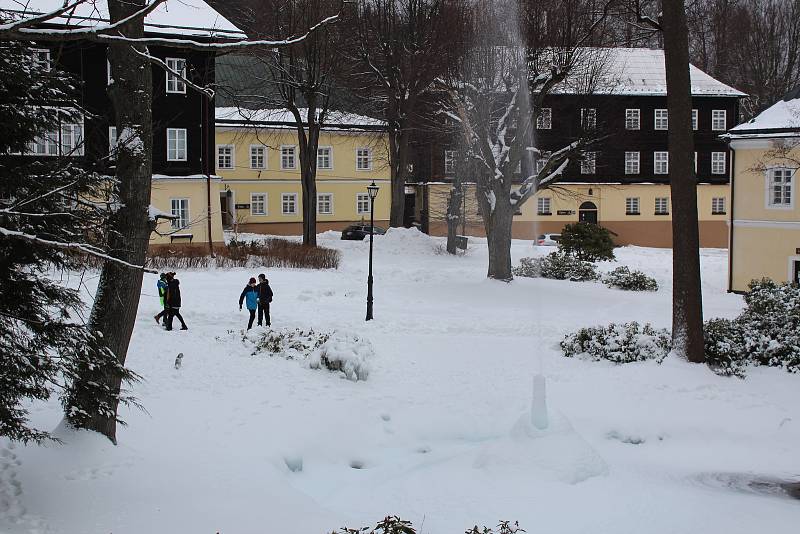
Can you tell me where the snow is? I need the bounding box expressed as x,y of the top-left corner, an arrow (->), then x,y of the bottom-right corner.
216,107 -> 386,130
0,0 -> 245,38
728,87 -> 800,135
2,231 -> 800,533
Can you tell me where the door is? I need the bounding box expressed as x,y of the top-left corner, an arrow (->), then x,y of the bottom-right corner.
579,201 -> 598,224
793,261 -> 800,285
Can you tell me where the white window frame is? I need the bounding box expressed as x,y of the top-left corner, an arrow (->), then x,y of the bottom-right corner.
654,151 -> 669,175
280,145 -> 297,170
165,57 -> 187,94
766,168 -> 795,209
356,147 -> 373,171
711,197 -> 726,215
167,128 -> 187,162
59,117 -> 84,156
535,151 -> 551,174
249,144 -> 267,169
170,198 -> 189,229
356,192 -> 371,214
26,109 -> 84,157
692,109 -> 698,130
625,108 -> 640,130
537,197 -> 551,215
281,193 -> 298,215
317,193 -> 333,215
107,59 -> 113,85
536,108 -> 552,130
581,108 -> 597,129
317,146 -> 333,170
711,151 -> 726,175
444,149 -> 456,175
217,144 -> 234,170
108,126 -> 118,158
580,151 -> 597,174
654,109 -> 669,130
712,109 -> 727,131
654,197 -> 669,215
625,197 -> 640,215
250,193 -> 267,216
31,48 -> 51,71
625,151 -> 640,175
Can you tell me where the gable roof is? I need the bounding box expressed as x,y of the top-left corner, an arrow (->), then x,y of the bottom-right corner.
0,0 -> 245,39
727,86 -> 800,138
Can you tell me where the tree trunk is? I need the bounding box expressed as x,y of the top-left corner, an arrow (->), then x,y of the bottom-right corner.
389,127 -> 409,228
481,183 -> 514,280
298,120 -> 319,247
66,0 -> 154,443
662,0 -> 706,363
445,186 -> 462,254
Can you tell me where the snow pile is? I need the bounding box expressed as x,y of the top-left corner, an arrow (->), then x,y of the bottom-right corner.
309,332 -> 373,381
378,227 -> 440,256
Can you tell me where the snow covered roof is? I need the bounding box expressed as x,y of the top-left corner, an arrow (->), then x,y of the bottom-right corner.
0,0 -> 245,39
555,48 -> 746,97
215,107 -> 387,131
727,86 -> 800,138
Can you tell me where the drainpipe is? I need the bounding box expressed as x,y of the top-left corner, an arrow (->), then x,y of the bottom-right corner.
727,143 -> 736,293
202,57 -> 214,257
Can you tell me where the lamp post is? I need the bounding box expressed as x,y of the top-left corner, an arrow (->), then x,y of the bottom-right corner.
366,180 -> 379,321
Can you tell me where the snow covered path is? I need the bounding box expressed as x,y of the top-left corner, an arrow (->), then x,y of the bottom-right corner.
2,230 -> 798,534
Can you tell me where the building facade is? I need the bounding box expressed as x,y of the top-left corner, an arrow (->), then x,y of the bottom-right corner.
726,87 -> 800,292
214,108 -> 391,235
410,48 -> 744,248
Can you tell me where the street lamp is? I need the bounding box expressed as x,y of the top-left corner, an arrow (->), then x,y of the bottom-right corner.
365,180 -> 379,321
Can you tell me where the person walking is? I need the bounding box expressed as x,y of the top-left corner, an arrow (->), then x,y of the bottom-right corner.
165,272 -> 188,331
238,277 -> 259,330
256,273 -> 273,327
154,273 -> 169,325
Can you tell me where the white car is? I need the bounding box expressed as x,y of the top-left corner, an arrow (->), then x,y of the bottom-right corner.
535,233 -> 561,246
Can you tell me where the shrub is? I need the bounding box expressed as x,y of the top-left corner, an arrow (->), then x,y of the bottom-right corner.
146,238 -> 341,270
702,318 -> 748,378
561,322 -> 671,363
513,252 -> 599,281
603,266 -> 659,291
558,222 -> 615,262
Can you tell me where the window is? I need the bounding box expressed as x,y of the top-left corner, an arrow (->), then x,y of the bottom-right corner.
165,58 -> 187,94
655,197 -> 669,215
625,151 -> 640,175
535,151 -> 551,173
536,108 -> 552,129
217,145 -> 234,170
60,120 -> 84,155
654,151 -> 669,174
692,109 -> 698,130
626,197 -> 640,215
317,146 -> 332,170
250,145 -> 266,169
28,130 -> 59,156
444,149 -> 456,175
167,128 -> 187,161
581,108 -> 596,129
109,126 -> 117,158
250,193 -> 267,216
107,59 -> 113,85
537,197 -> 551,215
711,152 -> 726,175
767,168 -> 794,208
694,152 -> 698,173
26,111 -> 83,156
281,193 -> 298,215
625,109 -> 640,130
712,110 -> 727,131
357,193 -> 370,214
654,109 -> 668,130
170,198 -> 189,229
711,197 -> 726,215
317,193 -> 333,215
580,151 -> 597,174
31,48 -> 51,71
356,147 -> 373,170
281,145 -> 296,170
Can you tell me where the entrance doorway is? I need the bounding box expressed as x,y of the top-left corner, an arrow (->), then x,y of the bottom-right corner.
579,201 -> 598,224
793,260 -> 800,285
219,191 -> 233,228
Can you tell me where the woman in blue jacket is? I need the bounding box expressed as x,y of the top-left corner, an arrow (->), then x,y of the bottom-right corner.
238,277 -> 259,330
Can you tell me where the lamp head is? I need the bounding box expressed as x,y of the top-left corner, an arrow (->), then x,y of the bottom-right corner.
367,181 -> 379,200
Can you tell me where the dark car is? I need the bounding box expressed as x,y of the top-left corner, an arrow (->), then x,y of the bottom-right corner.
341,224 -> 387,240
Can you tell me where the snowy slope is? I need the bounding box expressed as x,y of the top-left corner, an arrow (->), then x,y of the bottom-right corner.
1,231 -> 798,534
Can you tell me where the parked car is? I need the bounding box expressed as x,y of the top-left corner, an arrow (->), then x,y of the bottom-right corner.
341,224 -> 387,240
534,233 -> 561,246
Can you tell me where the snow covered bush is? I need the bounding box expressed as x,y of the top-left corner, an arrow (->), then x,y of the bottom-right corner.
602,266 -> 659,291
702,318 -> 748,378
561,322 -> 671,363
331,517 -> 524,534
309,333 -> 373,381
249,328 -> 332,359
513,252 -> 599,281
558,222 -> 616,261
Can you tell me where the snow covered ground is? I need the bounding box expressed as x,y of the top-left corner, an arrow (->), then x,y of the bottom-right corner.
2,229 -> 799,534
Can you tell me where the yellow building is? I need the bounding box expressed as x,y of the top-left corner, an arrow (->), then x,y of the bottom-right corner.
214,108 -> 390,234
727,88 -> 800,292
420,182 -> 729,248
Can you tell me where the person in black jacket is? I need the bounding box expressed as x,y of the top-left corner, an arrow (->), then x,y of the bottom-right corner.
165,272 -> 188,331
256,273 -> 273,327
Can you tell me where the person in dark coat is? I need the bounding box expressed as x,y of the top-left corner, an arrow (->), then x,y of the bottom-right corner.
256,273 -> 273,327
165,272 -> 188,331
154,273 -> 169,325
239,277 -> 259,330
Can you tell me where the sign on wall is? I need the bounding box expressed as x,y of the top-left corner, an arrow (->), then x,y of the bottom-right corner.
557,210 -> 575,216
235,203 -> 250,210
